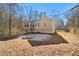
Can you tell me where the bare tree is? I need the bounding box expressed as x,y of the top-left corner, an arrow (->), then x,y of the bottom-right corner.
65,5 -> 79,34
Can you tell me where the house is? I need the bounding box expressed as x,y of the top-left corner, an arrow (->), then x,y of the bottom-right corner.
23,17 -> 56,34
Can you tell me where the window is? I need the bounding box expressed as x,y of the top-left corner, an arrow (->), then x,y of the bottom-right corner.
38,22 -> 40,27
44,23 -> 46,27
34,23 -> 36,27
24,22 -> 29,27
30,23 -> 34,30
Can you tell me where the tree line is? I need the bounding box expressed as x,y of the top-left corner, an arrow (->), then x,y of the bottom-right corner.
65,5 -> 79,34
0,3 -> 46,36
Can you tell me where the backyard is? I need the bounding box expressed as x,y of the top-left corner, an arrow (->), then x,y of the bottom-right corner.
0,3 -> 79,56
0,31 -> 79,56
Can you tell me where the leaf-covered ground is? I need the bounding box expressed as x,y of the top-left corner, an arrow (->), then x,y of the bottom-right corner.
0,31 -> 79,56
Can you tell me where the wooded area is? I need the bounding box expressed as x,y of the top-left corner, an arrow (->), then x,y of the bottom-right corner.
0,3 -> 79,36
0,3 -> 46,36
65,5 -> 79,35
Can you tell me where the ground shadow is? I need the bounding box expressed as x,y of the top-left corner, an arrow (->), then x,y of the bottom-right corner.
0,35 -> 18,41
28,33 -> 69,46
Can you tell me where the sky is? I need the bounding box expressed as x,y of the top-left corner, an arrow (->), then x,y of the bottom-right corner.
19,3 -> 77,24
21,3 -> 77,16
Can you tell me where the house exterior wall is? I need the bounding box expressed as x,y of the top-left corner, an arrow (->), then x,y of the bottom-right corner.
34,17 -> 56,33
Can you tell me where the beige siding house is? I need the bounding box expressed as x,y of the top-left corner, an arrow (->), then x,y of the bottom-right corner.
23,17 -> 56,33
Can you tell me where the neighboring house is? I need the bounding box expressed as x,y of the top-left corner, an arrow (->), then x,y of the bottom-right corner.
23,17 -> 56,33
